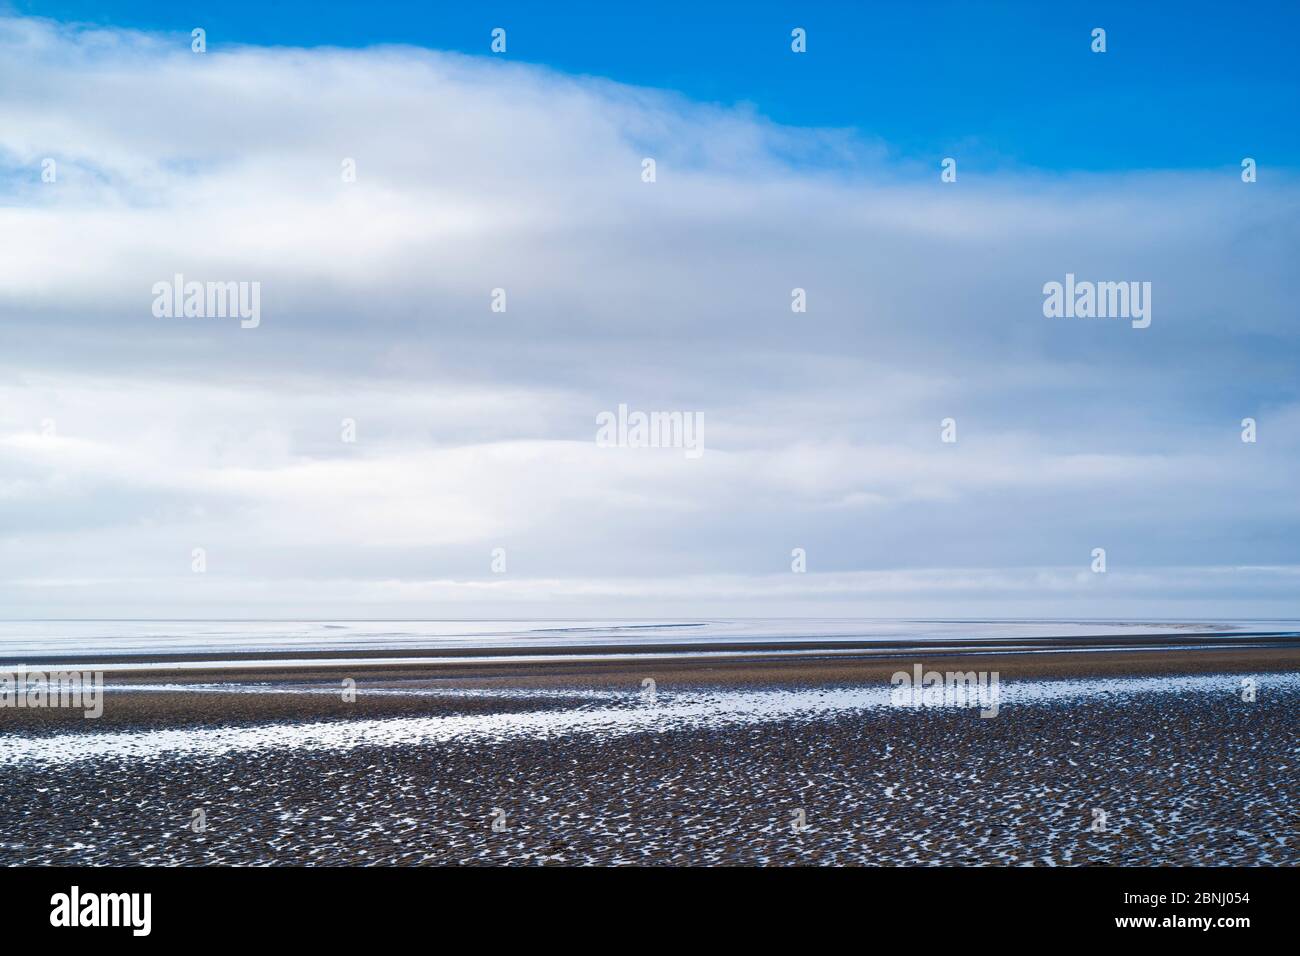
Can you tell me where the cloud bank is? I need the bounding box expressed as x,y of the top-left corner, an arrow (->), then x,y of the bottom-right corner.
1,16 -> 1297,618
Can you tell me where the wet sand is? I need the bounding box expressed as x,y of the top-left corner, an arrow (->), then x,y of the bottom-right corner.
3,643 -> 1298,730
1,645 -> 1297,865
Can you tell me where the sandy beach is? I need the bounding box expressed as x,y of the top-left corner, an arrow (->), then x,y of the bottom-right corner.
2,634 -> 1297,866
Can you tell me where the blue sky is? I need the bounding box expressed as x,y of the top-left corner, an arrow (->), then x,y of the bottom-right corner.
0,5 -> 1297,618
14,0 -> 1300,172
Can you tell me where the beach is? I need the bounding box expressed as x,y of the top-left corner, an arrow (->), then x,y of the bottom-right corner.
1,622 -> 1297,866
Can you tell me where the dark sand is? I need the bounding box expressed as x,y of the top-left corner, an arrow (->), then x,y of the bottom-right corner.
1,645 -> 1297,865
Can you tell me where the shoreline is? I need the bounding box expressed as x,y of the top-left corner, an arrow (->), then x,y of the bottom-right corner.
2,644 -> 1298,732
5,629 -> 1299,669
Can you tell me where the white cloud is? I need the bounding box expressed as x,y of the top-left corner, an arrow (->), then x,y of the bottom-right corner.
0,15 -> 1297,617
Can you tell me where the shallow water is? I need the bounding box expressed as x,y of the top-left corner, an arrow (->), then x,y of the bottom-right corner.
4,672 -> 1294,768
2,617 -> 1297,661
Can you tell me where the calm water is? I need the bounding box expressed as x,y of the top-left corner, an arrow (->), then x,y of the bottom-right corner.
1,617 -> 1297,662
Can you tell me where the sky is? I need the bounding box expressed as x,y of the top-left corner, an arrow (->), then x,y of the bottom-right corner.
0,2 -> 1297,619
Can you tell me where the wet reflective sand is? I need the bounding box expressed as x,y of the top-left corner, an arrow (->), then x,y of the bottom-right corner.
1,666 -> 1295,865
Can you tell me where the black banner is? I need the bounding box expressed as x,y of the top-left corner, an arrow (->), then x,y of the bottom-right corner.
0,865 -> 1286,940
